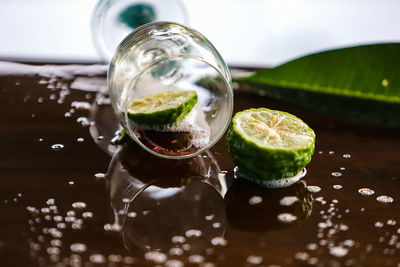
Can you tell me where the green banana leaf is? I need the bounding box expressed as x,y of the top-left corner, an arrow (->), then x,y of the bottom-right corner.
235,43 -> 400,128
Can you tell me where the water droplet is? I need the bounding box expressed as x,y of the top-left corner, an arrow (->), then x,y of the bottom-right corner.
343,239 -> 355,247
71,101 -> 91,110
188,255 -> 204,264
279,196 -> 299,206
144,251 -> 167,264
50,239 -> 62,247
387,219 -> 397,226
205,214 -> 215,221
68,181 -> 74,185
109,254 -> 122,263
46,198 -> 55,205
306,243 -> 318,251
94,173 -> 106,179
123,211 -> 135,218
171,235 -> 186,244
72,202 -> 86,209
307,186 -> 321,193
53,215 -> 63,222
169,247 -> 184,256
246,255 -> 263,265
331,172 -> 342,177
122,198 -> 131,203
277,213 -> 297,223
70,243 -> 87,253
104,223 -> 122,232
41,207 -> 50,214
376,195 -> 394,203
77,117 -> 90,127
211,237 -> 228,246
46,247 -> 60,255
185,229 -> 202,238
249,196 -> 262,205
165,259 -> 184,267
340,167 -> 346,171
212,222 -> 221,229
82,211 -> 93,218
329,151 -> 335,155
89,254 -> 106,264
51,144 -> 64,151
329,246 -> 348,257
358,188 -> 375,196
294,251 -> 309,261
343,154 -> 351,159
76,137 -> 84,142
333,185 -> 342,190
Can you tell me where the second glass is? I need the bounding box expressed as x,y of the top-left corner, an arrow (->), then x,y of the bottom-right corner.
108,22 -> 233,159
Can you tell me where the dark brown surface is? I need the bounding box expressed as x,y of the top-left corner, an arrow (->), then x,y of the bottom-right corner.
0,64 -> 400,267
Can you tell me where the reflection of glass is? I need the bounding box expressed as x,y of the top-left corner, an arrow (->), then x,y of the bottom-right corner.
106,140 -> 228,252
224,179 -> 313,232
108,22 -> 233,159
91,0 -> 188,62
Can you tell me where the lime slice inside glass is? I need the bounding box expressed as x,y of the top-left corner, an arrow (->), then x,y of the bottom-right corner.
127,90 -> 198,127
226,108 -> 315,184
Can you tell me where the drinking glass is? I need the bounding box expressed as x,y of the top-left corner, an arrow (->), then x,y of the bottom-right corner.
108,22 -> 233,159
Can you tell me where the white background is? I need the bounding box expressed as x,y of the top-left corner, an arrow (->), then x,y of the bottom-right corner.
0,0 -> 399,67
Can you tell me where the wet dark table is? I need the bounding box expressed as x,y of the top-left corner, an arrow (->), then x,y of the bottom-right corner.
0,62 -> 399,267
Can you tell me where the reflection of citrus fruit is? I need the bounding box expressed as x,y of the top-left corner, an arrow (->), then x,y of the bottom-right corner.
127,90 -> 197,127
226,108 -> 315,183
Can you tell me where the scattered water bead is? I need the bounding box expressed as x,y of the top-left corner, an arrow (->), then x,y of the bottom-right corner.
77,117 -> 90,127
329,246 -> 349,258
343,239 -> 355,247
69,181 -> 75,185
374,221 -> 384,228
306,243 -> 318,251
358,188 -> 375,196
70,243 -> 87,253
329,151 -> 335,155
249,196 -> 262,205
294,252 -> 309,261
331,172 -> 342,177
211,237 -> 228,246
279,196 -> 299,206
108,254 -> 122,263
144,251 -> 167,264
41,207 -> 51,214
387,219 -> 397,226
47,247 -> 60,255
340,167 -> 346,171
169,247 -> 184,256
277,213 -> 297,223
94,173 -> 106,179
53,215 -> 63,222
185,229 -> 202,238
205,214 -> 215,221
165,259 -> 184,267
246,255 -> 263,265
90,254 -> 106,264
82,211 -> 93,218
104,223 -> 122,232
51,144 -> 64,151
307,186 -> 321,193
188,255 -> 205,264
127,212 -> 137,218
333,185 -> 343,190
212,222 -> 221,228
376,195 -> 394,203
50,239 -> 62,247
72,202 -> 86,209
46,198 -> 55,205
71,101 -> 91,110
172,235 -> 186,244
76,138 -> 84,142
343,154 -> 351,158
